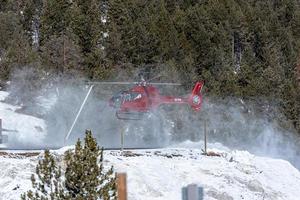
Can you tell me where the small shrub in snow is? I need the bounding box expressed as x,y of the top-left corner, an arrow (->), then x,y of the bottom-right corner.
21,130 -> 116,200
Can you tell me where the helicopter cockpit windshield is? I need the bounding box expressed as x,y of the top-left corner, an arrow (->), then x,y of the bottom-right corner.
110,92 -> 123,108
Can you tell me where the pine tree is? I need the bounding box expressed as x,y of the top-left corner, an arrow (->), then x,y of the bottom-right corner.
69,0 -> 109,79
0,11 -> 38,81
0,12 -> 21,50
64,130 -> 116,199
106,0 -> 134,66
70,0 -> 102,55
40,32 -> 83,75
153,0 -> 180,61
21,130 -> 116,200
39,0 -> 71,46
21,150 -> 65,200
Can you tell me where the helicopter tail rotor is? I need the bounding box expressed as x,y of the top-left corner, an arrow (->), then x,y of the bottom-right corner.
188,81 -> 204,111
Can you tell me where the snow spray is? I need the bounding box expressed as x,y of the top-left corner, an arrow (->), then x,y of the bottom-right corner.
192,97 -> 300,169
4,67 -> 300,170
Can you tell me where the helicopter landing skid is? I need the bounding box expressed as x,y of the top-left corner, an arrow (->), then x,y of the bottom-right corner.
116,111 -> 150,120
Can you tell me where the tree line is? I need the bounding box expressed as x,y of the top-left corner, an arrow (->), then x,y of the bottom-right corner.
0,0 -> 299,133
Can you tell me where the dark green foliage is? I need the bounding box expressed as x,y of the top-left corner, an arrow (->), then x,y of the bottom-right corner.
105,0 -> 300,133
0,0 -> 300,133
70,0 -> 102,55
0,11 -> 38,81
21,131 -> 116,200
21,150 -> 65,200
64,130 -> 116,199
40,33 -> 83,75
0,12 -> 20,49
39,0 -> 71,45
69,0 -> 109,79
22,0 -> 43,47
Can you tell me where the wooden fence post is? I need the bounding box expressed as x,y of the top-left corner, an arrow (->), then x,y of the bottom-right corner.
116,173 -> 127,200
121,126 -> 124,151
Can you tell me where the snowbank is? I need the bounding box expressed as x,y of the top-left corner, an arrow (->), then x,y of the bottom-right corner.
106,148 -> 300,200
1,147 -> 300,200
0,91 -> 46,148
0,156 -> 36,200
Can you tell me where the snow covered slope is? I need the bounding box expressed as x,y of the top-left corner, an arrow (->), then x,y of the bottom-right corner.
107,149 -> 300,200
1,147 -> 300,200
0,91 -> 46,148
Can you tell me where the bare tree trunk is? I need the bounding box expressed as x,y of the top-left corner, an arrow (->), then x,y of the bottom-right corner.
297,55 -> 300,84
63,33 -> 66,74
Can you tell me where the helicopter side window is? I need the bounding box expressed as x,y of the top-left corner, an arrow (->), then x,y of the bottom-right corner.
134,93 -> 142,100
124,93 -> 131,101
123,92 -> 142,102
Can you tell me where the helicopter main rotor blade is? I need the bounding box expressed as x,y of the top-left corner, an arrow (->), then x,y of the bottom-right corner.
86,81 -> 181,86
87,81 -> 138,85
149,83 -> 182,86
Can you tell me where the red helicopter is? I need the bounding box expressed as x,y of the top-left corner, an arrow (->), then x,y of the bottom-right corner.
89,79 -> 204,120
65,77 -> 204,141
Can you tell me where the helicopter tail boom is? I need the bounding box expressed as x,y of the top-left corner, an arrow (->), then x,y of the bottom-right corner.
154,81 -> 204,111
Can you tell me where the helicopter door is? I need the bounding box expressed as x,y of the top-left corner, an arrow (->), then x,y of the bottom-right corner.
122,92 -> 147,111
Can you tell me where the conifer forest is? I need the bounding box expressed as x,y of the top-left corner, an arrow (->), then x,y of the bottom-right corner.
0,0 -> 299,134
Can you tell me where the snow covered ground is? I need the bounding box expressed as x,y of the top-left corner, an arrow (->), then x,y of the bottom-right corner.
107,148 -> 300,200
1,147 -> 300,200
0,91 -> 46,148
1,90 -> 300,200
